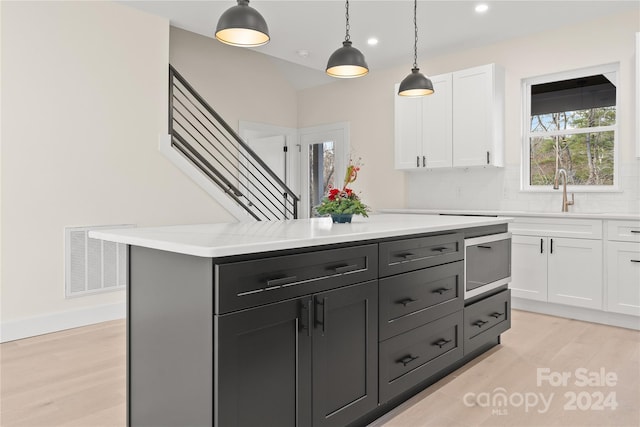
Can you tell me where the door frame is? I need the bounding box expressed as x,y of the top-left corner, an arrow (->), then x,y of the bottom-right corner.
298,122 -> 351,218
239,121 -> 300,204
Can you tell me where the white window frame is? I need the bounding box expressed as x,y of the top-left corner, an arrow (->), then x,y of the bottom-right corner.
521,63 -> 620,192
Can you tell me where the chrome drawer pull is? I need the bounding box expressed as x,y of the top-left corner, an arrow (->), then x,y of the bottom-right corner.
431,247 -> 448,253
473,320 -> 488,328
489,312 -> 504,318
266,276 -> 298,288
432,287 -> 452,295
397,297 -> 419,307
433,338 -> 452,348
400,253 -> 418,260
334,264 -> 359,274
477,245 -> 492,249
397,354 -> 419,366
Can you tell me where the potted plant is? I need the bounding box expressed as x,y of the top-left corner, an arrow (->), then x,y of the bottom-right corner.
315,158 -> 370,223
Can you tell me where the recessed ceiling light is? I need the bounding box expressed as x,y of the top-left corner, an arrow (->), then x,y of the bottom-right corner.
367,37 -> 379,46
475,3 -> 489,13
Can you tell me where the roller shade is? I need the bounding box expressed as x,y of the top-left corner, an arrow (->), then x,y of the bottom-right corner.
531,74 -> 616,115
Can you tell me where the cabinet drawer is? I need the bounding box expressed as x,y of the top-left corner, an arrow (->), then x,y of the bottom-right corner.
607,220 -> 640,242
379,233 -> 463,277
379,261 -> 463,341
215,244 -> 378,314
379,310 -> 463,403
509,217 -> 602,239
464,289 -> 511,355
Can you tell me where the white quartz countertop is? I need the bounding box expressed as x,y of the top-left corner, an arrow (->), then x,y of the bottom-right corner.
88,213 -> 512,258
380,209 -> 640,221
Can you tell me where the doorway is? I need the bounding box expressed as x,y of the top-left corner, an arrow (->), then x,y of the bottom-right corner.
240,121 -> 350,219
299,123 -> 350,218
239,122 -> 299,219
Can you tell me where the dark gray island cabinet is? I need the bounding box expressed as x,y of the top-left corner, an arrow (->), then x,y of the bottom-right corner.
91,214 -> 512,427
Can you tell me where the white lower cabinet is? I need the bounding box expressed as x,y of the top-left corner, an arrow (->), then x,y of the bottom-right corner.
547,237 -> 602,309
511,235 -> 547,301
511,235 -> 602,309
606,220 -> 640,316
607,242 -> 640,315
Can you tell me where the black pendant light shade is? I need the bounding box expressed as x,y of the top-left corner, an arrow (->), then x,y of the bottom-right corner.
398,0 -> 434,96
326,41 -> 369,78
398,67 -> 434,97
215,0 -> 270,47
326,0 -> 369,78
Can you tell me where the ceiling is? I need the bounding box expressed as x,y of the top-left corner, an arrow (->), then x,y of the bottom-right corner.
122,1 -> 639,88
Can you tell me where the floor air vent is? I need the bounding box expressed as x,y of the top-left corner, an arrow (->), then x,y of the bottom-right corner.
65,225 -> 134,298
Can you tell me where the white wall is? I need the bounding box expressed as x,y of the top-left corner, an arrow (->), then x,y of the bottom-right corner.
0,2 -> 234,342
298,9 -> 640,214
298,67 -> 406,212
169,27 -> 298,130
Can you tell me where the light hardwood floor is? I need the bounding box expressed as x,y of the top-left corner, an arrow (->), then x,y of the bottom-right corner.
1,310 -> 638,427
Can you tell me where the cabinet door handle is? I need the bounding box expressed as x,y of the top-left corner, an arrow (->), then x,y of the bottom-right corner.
334,264 -> 359,274
433,338 -> 452,348
416,156 -> 420,168
266,275 -> 298,289
432,287 -> 452,295
473,320 -> 488,328
550,238 -> 554,254
315,297 -> 327,335
486,151 -> 490,164
630,230 -> 640,234
431,247 -> 448,253
299,299 -> 312,337
397,297 -> 419,307
631,260 -> 640,263
489,312 -> 504,318
477,245 -> 492,250
400,252 -> 418,260
540,238 -> 544,254
397,354 -> 419,366
423,156 -> 426,167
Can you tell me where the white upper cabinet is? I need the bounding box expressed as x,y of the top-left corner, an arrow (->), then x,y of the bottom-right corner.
394,84 -> 423,169
422,73 -> 453,169
394,63 -> 504,170
452,64 -> 505,168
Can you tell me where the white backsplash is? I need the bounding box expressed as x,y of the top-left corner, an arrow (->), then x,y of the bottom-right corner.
406,160 -> 640,214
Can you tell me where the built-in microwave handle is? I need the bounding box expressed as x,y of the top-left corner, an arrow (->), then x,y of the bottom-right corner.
464,232 -> 512,248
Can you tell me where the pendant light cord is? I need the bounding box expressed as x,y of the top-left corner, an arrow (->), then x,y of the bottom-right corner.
413,0 -> 418,68
345,0 -> 351,41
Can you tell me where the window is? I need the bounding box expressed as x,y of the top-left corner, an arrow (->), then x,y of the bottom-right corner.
522,64 -> 618,191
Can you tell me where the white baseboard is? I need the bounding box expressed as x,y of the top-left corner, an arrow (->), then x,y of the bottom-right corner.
0,302 -> 126,343
512,297 -> 640,330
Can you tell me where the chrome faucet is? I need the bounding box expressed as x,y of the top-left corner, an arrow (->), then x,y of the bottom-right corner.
553,168 -> 574,212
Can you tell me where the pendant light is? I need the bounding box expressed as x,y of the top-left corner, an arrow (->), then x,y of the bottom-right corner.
215,0 -> 270,47
398,0 -> 434,96
326,0 -> 369,78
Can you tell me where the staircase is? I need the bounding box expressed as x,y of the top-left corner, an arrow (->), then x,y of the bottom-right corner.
166,65 -> 299,221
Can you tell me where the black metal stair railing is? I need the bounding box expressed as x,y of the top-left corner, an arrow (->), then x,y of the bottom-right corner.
168,65 -> 299,221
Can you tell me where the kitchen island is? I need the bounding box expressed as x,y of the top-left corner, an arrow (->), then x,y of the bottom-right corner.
91,214 -> 513,427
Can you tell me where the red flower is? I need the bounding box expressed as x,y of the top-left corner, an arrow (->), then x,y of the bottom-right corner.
328,188 -> 341,200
